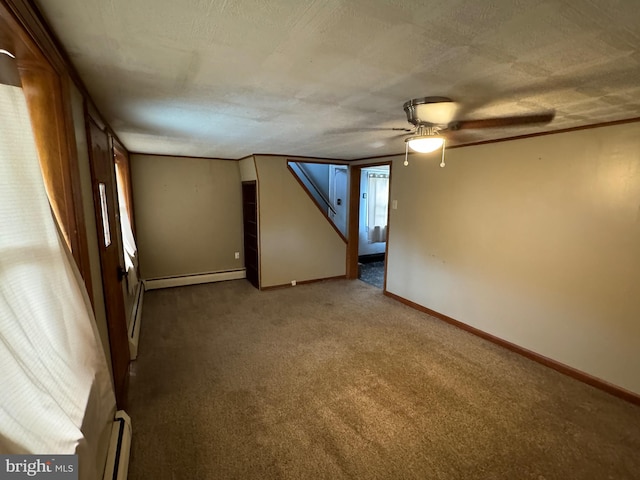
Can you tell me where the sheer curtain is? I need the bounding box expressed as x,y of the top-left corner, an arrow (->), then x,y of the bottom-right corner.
0,52 -> 115,480
115,162 -> 139,294
367,173 -> 389,243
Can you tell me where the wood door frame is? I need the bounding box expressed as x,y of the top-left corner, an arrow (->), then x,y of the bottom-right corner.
112,139 -> 136,236
86,114 -> 130,408
1,1 -> 94,299
346,161 -> 393,287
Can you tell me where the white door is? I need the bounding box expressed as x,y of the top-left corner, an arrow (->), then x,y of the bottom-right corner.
329,166 -> 348,237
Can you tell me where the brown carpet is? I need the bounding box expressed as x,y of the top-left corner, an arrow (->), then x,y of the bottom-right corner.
127,279 -> 640,479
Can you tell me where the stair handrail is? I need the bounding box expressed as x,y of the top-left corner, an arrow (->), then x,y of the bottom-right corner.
292,162 -> 337,215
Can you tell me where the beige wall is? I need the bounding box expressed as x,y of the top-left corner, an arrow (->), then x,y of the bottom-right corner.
254,155 -> 347,287
130,155 -> 244,279
239,156 -> 257,182
385,122 -> 640,394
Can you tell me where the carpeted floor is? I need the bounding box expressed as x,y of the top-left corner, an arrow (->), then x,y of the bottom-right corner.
127,279 -> 640,479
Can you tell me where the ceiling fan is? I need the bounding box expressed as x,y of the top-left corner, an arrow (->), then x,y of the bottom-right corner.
382,96 -> 554,167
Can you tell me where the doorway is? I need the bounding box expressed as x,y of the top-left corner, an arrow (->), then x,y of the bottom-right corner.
358,166 -> 389,288
347,162 -> 392,289
242,181 -> 259,289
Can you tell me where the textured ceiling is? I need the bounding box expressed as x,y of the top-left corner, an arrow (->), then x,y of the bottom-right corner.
36,0 -> 640,160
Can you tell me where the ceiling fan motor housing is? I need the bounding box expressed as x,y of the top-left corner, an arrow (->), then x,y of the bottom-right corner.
403,97 -> 458,126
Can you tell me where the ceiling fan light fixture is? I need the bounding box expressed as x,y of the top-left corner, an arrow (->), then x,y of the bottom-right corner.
405,135 -> 444,153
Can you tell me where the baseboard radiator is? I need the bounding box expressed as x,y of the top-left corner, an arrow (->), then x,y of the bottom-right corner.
128,283 -> 144,360
143,268 -> 246,290
102,411 -> 132,480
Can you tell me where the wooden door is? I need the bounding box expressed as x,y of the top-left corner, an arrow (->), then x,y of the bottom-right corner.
242,181 -> 259,289
87,117 -> 130,408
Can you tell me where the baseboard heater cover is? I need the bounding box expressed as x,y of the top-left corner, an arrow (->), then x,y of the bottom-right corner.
143,268 -> 246,290
102,410 -> 132,480
128,283 -> 144,360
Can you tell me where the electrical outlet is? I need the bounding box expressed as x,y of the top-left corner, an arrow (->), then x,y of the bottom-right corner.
291,280 -> 296,286
234,252 -> 240,259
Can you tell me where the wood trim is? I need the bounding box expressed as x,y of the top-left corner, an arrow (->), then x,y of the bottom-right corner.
446,116 -> 640,150
127,113 -> 640,165
3,0 -> 130,150
129,151 -> 238,162
383,290 -> 640,406
60,73 -> 94,304
285,156 -> 350,166
87,101 -> 106,132
286,163 -> 348,244
351,117 -> 640,162
346,161 -> 392,280
253,156 -> 263,289
350,151 -> 408,162
86,115 -> 131,408
346,165 -> 362,279
260,275 -> 346,291
2,0 -> 66,74
253,153 -> 349,163
350,160 -> 396,168
113,139 -> 136,236
382,163 -> 392,291
5,16 -> 93,299
130,151 -> 350,164
2,1 -> 105,301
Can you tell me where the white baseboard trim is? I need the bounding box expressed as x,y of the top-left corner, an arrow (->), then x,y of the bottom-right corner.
102,410 -> 131,480
143,269 -> 246,290
128,283 -> 144,360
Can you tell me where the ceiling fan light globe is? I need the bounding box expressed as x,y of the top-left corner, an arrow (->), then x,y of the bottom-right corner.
406,136 -> 444,153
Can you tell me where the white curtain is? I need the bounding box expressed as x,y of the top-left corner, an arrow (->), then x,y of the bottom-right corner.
0,56 -> 115,480
367,173 -> 389,243
115,163 -> 138,295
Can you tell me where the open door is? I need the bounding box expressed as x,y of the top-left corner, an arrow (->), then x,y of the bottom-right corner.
87,117 -> 130,408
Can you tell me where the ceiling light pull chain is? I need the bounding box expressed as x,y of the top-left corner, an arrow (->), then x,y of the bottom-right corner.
404,142 -> 409,166
440,139 -> 446,168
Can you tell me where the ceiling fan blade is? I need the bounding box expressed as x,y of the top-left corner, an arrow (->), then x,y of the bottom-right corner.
448,112 -> 555,131
327,127 -> 413,134
390,130 -> 416,139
